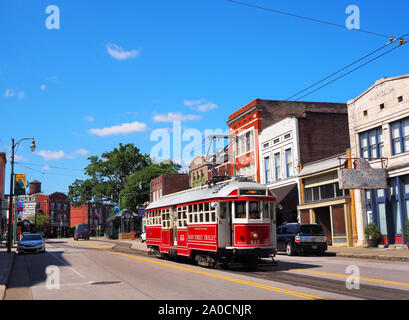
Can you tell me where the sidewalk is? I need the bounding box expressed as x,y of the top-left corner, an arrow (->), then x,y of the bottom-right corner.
327,245 -> 409,262
0,243 -> 16,300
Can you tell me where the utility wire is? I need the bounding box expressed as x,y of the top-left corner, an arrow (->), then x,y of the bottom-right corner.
14,161 -> 84,172
285,38 -> 398,101
227,0 -> 393,39
293,38 -> 408,101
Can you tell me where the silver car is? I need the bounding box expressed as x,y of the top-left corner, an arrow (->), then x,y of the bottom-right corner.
17,233 -> 46,254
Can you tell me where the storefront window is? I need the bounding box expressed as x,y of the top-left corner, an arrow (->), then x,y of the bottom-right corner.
377,202 -> 388,236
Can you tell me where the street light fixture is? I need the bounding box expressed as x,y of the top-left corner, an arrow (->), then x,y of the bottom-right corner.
7,137 -> 37,254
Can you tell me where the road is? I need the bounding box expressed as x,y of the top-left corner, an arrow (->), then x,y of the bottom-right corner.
4,238 -> 409,300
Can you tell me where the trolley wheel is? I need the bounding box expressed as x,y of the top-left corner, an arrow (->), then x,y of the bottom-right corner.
195,254 -> 216,268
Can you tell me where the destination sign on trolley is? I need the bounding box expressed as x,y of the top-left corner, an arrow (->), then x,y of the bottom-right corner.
239,189 -> 266,196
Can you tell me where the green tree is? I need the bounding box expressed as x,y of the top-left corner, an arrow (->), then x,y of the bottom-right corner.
67,143 -> 151,206
121,162 -> 181,212
28,214 -> 50,232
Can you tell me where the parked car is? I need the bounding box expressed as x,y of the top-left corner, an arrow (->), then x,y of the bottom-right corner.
20,232 -> 30,241
74,224 -> 90,241
276,223 -> 328,256
18,233 -> 45,254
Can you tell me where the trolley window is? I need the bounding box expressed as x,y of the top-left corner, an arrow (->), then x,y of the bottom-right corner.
249,201 -> 261,219
234,201 -> 246,219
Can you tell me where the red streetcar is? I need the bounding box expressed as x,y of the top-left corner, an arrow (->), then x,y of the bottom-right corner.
143,177 -> 277,268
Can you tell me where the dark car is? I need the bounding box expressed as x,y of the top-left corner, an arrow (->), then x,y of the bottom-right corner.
74,224 -> 90,241
276,223 -> 328,256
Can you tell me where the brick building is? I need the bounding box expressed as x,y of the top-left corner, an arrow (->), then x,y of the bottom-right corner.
347,74 -> 409,246
150,173 -> 189,202
48,192 -> 70,237
258,112 -> 350,226
188,149 -> 231,188
70,203 -> 115,235
227,99 -> 349,183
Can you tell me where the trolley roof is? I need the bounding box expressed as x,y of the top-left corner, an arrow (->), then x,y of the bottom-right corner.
146,177 -> 275,210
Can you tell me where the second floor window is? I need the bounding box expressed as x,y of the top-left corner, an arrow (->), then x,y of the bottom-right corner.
285,148 -> 293,178
274,152 -> 281,181
359,127 -> 384,158
391,117 -> 409,155
264,156 -> 271,183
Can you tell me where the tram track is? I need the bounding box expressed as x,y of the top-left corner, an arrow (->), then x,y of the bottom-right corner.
52,239 -> 409,300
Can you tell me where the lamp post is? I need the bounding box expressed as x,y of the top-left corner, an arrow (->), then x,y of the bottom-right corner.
7,137 -> 36,253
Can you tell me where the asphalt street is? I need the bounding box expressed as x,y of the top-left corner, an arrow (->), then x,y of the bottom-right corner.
4,238 -> 409,300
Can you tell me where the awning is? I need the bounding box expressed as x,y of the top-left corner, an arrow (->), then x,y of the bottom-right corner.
107,209 -> 138,222
270,184 -> 297,204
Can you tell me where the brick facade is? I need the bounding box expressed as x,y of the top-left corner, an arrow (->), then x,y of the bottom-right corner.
227,99 -> 348,182
151,173 -> 189,201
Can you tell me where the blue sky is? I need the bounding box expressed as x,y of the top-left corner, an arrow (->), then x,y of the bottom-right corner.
1,0 -> 408,194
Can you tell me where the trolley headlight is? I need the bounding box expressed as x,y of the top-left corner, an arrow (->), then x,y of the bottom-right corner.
251,232 -> 259,240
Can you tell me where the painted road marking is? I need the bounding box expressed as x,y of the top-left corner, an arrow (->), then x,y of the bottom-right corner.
46,251 -> 86,279
291,269 -> 409,288
86,243 -> 326,300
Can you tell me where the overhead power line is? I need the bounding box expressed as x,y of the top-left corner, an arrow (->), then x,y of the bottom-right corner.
227,0 -> 393,39
14,161 -> 84,172
289,34 -> 408,101
285,36 -> 404,101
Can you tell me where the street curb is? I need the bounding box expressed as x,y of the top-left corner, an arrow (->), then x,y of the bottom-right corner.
329,252 -> 409,262
0,252 -> 15,300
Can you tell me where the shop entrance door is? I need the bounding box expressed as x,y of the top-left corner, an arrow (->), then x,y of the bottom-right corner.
314,207 -> 332,245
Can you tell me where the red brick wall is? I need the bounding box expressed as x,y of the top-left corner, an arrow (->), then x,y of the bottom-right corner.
70,204 -> 89,226
35,194 -> 50,215
298,112 -> 350,164
162,174 -> 189,195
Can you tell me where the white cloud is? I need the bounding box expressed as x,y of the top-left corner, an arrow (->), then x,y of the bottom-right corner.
4,89 -> 15,97
7,154 -> 27,162
4,89 -> 24,100
184,99 -> 206,107
42,165 -> 52,170
197,102 -> 218,112
184,98 -> 219,112
153,112 -> 202,123
89,121 -> 148,137
84,115 -> 95,122
107,43 -> 140,60
36,150 -> 66,161
75,148 -> 89,156
40,84 -> 47,91
35,148 -> 89,161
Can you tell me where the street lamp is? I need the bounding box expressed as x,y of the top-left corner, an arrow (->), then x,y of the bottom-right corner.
7,137 -> 36,253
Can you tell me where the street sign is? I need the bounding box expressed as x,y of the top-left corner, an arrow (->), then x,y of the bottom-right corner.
14,174 -> 26,196
338,159 -> 387,189
16,199 -> 24,212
